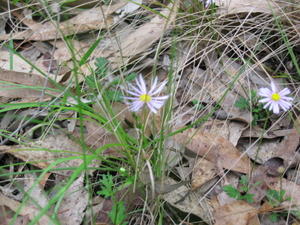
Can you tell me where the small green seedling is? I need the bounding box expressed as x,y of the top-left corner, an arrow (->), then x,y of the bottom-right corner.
97,174 -> 129,225
223,175 -> 260,203
265,189 -> 292,222
191,100 -> 205,111
235,90 -> 269,126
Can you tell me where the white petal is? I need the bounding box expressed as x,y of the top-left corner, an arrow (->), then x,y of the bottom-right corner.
271,81 -> 277,93
151,95 -> 169,101
149,100 -> 165,109
125,89 -> 141,97
280,96 -> 293,101
149,80 -> 167,96
272,102 -> 280,114
263,101 -> 272,110
279,88 -> 291,96
259,98 -> 271,103
258,88 -> 272,97
128,83 -> 143,95
278,100 -> 291,111
147,102 -> 157,113
138,75 -> 147,93
123,96 -> 140,100
130,101 -> 144,112
278,102 -> 288,111
148,77 -> 158,94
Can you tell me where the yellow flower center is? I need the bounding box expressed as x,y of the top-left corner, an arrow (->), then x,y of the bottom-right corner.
271,93 -> 281,101
139,94 -> 152,103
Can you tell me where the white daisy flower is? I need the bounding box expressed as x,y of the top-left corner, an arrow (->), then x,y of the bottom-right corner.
258,81 -> 293,114
124,75 -> 169,114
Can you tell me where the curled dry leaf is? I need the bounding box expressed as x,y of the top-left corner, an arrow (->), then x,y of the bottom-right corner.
0,1 -> 127,41
214,200 -> 259,225
174,129 -> 251,174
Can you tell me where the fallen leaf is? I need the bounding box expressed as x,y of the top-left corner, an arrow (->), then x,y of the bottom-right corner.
0,132 -> 97,175
81,2 -> 179,73
0,2 -> 127,41
174,129 -> 251,174
237,139 -> 280,164
216,0 -> 280,15
275,128 -> 300,168
0,193 -> 51,225
24,174 -> 49,210
58,175 -> 88,225
0,69 -> 58,99
191,158 -> 217,190
0,50 -> 60,81
214,200 -> 259,225
241,127 -> 294,139
162,177 -> 214,223
192,55 -> 253,123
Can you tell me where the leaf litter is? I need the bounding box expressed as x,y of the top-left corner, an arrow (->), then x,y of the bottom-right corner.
0,0 -> 300,224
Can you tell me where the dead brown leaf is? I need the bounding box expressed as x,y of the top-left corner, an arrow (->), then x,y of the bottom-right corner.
0,2 -> 127,41
217,0 -> 280,15
58,175 -> 88,225
81,2 -> 179,73
241,127 -> 293,139
0,132 -> 97,175
174,129 -> 251,174
162,177 -> 214,223
214,200 -> 259,225
0,193 -> 51,225
0,69 -> 59,98
191,158 -> 217,190
275,128 -> 300,168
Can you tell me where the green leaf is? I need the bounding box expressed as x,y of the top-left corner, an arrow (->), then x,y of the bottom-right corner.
234,97 -> 249,110
191,100 -> 205,111
85,75 -> 98,89
110,73 -> 137,86
106,90 -> 123,102
241,193 -> 254,203
268,213 -> 279,222
109,201 -> 127,225
95,57 -> 109,78
240,175 -> 248,186
97,174 -> 115,198
79,37 -> 102,66
266,189 -> 288,207
223,185 -> 241,199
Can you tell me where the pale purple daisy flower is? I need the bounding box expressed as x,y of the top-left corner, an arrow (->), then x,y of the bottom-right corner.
202,0 -> 215,8
124,75 -> 169,113
258,81 -> 293,114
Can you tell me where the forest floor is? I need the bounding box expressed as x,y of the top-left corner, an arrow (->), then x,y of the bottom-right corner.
0,0 -> 300,224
